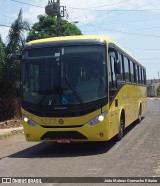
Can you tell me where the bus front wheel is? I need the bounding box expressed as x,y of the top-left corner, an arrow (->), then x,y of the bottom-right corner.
116,116 -> 124,141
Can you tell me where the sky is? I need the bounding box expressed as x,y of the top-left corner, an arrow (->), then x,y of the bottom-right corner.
1,0 -> 160,80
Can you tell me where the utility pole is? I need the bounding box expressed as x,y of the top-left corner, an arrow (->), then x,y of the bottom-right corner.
45,0 -> 66,36
57,0 -> 61,36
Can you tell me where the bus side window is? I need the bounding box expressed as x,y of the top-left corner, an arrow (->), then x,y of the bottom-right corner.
123,56 -> 130,82
139,67 -> 142,84
137,65 -> 140,84
141,68 -> 144,84
135,64 -> 138,84
117,52 -> 125,82
130,60 -> 135,83
109,55 -> 116,88
133,62 -> 137,83
143,69 -> 146,84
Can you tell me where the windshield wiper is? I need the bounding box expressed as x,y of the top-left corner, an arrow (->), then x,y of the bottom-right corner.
64,75 -> 85,107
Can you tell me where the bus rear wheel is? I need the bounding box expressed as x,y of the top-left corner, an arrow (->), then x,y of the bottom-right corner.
116,116 -> 124,141
137,105 -> 142,124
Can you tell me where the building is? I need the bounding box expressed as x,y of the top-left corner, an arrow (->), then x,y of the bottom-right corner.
147,79 -> 160,97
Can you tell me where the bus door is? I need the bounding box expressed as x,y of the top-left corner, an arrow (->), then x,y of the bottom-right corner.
108,48 -> 121,137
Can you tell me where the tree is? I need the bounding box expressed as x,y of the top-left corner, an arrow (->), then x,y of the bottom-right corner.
6,9 -> 29,57
0,35 -> 6,80
5,9 -> 29,82
27,15 -> 82,42
0,9 -> 29,121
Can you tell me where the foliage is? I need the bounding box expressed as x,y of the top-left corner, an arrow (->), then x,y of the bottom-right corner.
27,15 -> 82,42
6,9 -> 29,56
0,36 -> 6,80
0,9 -> 29,121
157,84 -> 160,95
0,80 -> 19,121
5,9 -> 30,83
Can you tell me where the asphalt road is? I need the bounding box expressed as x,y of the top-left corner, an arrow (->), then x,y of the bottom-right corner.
0,98 -> 160,186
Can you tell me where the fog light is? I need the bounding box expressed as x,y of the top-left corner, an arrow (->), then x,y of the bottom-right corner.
26,134 -> 31,138
99,133 -> 104,137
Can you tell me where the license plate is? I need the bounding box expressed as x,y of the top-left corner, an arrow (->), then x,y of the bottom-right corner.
56,139 -> 71,143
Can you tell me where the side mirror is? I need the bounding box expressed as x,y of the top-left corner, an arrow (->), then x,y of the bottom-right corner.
114,59 -> 121,75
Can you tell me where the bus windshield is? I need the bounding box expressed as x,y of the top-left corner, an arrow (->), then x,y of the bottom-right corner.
22,45 -> 107,107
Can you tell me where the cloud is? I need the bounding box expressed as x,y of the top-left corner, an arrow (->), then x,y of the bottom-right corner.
22,0 -> 160,27
1,0 -> 160,42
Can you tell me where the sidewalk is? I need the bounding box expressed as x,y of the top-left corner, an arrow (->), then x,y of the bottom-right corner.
0,127 -> 24,140
0,120 -> 24,140
147,97 -> 160,100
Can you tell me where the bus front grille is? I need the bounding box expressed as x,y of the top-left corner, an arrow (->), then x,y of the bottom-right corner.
40,125 -> 83,128
41,131 -> 88,140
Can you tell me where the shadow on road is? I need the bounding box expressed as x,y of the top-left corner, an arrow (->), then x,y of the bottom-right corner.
8,117 -> 144,159
124,117 -> 145,136
8,140 -> 117,159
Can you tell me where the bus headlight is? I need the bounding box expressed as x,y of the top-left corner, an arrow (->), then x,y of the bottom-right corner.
87,111 -> 108,126
22,114 -> 37,127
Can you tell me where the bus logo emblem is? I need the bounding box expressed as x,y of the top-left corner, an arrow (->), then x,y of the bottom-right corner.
59,119 -> 64,124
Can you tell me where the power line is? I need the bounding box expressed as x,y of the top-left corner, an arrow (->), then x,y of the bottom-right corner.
125,47 -> 160,51
0,24 -> 11,27
139,58 -> 160,61
67,0 -> 159,12
8,0 -> 160,12
86,24 -> 160,38
80,1 -> 159,33
0,14 -> 15,20
9,0 -> 44,8
134,26 -> 160,31
67,7 -> 160,12
102,16 -> 160,26
85,0 -> 131,9
100,0 -> 158,17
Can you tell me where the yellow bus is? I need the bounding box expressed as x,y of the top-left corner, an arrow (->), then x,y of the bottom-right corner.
21,35 -> 147,143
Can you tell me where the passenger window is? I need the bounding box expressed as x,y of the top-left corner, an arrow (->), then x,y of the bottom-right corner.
117,53 -> 125,82
135,64 -> 138,84
143,69 -> 146,84
139,67 -> 142,84
124,56 -> 130,82
109,55 -> 116,88
137,66 -> 140,84
141,68 -> 144,84
130,60 -> 135,83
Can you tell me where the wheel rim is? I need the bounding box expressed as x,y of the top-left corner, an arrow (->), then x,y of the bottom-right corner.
120,119 -> 124,138
138,107 -> 142,122
118,118 -> 124,140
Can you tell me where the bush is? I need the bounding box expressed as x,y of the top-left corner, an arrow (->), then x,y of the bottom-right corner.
0,80 -> 20,121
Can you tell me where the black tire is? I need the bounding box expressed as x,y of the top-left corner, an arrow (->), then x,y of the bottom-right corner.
116,116 -> 124,141
137,105 -> 142,124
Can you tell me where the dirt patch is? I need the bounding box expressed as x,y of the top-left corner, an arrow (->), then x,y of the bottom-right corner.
0,119 -> 22,129
0,130 -> 24,141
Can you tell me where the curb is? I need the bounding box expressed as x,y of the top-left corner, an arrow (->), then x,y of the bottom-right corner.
147,97 -> 160,100
0,128 -> 24,141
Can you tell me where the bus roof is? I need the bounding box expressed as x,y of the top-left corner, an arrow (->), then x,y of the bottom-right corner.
26,35 -> 145,68
27,35 -> 112,44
